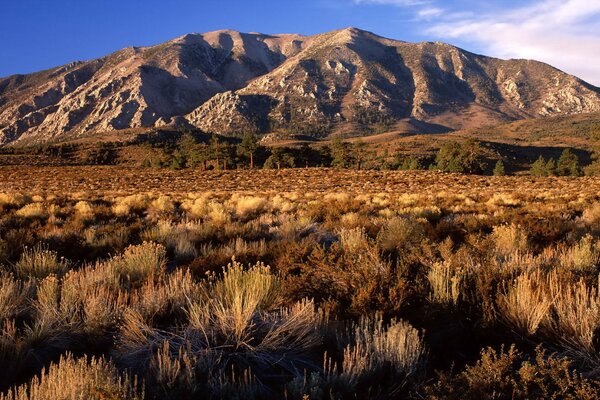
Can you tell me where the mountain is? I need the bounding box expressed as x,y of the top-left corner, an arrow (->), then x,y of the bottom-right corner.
1,27 -> 600,145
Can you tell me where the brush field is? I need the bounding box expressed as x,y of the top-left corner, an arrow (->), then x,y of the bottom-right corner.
1,168 -> 600,399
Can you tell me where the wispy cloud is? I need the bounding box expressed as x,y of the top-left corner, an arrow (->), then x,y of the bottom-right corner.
353,0 -> 429,6
416,7 -> 443,20
426,0 -> 600,85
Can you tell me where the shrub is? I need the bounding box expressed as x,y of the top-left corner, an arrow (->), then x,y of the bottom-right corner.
0,353 -> 143,400
330,316 -> 423,394
428,261 -> 463,306
117,261 -> 322,392
14,246 -> 69,279
497,272 -> 551,335
15,203 -> 47,219
491,224 -> 528,259
0,274 -> 31,321
111,242 -> 167,285
425,345 -> 600,400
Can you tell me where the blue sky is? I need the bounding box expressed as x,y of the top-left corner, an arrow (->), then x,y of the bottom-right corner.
2,0 -> 599,85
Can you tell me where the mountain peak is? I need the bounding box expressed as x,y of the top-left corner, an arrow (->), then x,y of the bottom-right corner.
1,28 -> 599,145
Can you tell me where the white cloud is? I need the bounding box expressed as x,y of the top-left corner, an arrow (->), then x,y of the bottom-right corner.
416,7 -> 443,20
426,0 -> 600,85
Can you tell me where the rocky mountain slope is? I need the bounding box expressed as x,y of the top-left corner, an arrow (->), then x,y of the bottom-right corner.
2,27 -> 600,145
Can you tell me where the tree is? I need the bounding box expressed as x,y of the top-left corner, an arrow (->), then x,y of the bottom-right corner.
329,137 -> 354,169
556,148 -> 580,176
545,158 -> 556,176
434,139 -> 486,174
493,159 -> 506,176
209,135 -> 225,170
352,140 -> 368,170
297,143 -> 313,168
237,133 -> 260,169
170,150 -> 186,170
264,147 -> 296,169
530,156 -> 549,177
584,125 -> 600,175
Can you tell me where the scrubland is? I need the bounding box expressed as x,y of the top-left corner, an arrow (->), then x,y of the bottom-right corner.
1,168 -> 600,399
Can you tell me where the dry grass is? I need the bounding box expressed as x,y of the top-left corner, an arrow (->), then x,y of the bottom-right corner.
0,353 -> 143,400
0,169 -> 599,398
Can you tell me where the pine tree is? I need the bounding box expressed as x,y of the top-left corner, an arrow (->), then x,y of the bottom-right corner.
330,137 -> 353,169
530,156 -> 548,177
556,148 -> 580,176
237,133 -> 260,169
493,159 -> 506,176
545,158 -> 556,176
209,135 -> 224,170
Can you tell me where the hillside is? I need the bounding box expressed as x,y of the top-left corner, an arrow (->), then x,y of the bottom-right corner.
1,28 -> 600,145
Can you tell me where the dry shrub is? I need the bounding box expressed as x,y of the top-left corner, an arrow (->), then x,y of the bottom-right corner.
118,261 -> 322,393
271,194 -> 295,213
14,246 -> 69,279
141,220 -> 204,260
232,195 -> 268,219
582,202 -> 600,226
74,201 -> 95,222
0,274 -> 31,321
0,193 -> 28,208
131,268 -> 201,322
150,195 -> 175,213
549,274 -> 600,357
0,353 -> 143,400
113,194 -> 150,216
497,271 -> 552,335
559,234 -> 599,273
15,203 -> 47,219
206,201 -> 230,225
491,224 -> 528,258
428,261 -> 463,305
425,345 -> 600,400
110,242 -> 167,285
486,193 -> 521,207
330,316 -> 423,393
338,227 -> 370,254
59,263 -> 126,335
377,217 -> 425,255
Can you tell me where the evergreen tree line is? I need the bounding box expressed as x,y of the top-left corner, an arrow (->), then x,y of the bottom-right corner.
139,133 -> 593,177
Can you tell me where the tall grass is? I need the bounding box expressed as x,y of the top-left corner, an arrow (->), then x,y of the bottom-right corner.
0,353 -> 143,400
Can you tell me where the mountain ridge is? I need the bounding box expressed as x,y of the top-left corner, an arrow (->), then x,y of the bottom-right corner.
1,27 -> 599,145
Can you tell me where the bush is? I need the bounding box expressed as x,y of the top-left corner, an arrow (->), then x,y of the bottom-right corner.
111,242 -> 167,285
14,246 -> 69,279
0,353 -> 143,400
425,345 -> 600,400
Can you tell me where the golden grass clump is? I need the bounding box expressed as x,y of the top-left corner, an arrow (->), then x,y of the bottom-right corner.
14,246 -> 69,279
559,234 -> 599,273
336,316 -> 423,387
491,224 -> 528,258
111,242 -> 167,284
549,275 -> 600,356
15,203 -> 47,219
112,194 -> 150,216
498,272 -> 552,335
0,274 -> 31,321
231,195 -> 268,219
0,353 -> 143,400
428,261 -> 462,305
